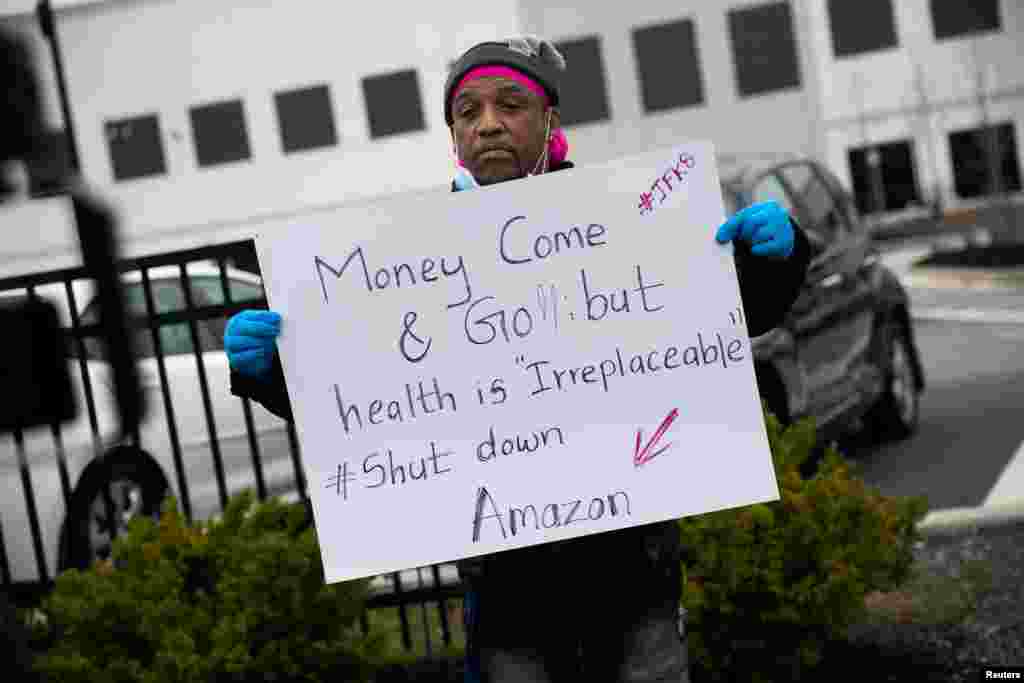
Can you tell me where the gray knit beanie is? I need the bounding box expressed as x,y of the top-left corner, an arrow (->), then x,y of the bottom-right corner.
444,36 -> 567,125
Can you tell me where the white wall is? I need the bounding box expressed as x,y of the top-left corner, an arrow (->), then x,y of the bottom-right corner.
2,0 -> 832,277
807,0 -> 1024,205
7,0 -> 518,265
20,1 -> 1024,276
518,0 -> 825,166
0,0 -> 109,15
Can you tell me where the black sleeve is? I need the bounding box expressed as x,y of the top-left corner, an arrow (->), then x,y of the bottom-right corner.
734,218 -> 811,337
229,351 -> 294,422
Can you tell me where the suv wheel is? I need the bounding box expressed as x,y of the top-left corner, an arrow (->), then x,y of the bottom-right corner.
866,320 -> 920,441
63,449 -> 169,571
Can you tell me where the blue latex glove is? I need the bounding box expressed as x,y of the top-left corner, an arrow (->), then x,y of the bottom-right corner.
224,309 -> 281,378
715,200 -> 795,259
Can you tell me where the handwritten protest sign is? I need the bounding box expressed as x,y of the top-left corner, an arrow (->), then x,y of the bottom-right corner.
255,141 -> 780,584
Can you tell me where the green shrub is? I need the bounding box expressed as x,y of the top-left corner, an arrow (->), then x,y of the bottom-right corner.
33,490 -> 390,682
679,408 -> 929,682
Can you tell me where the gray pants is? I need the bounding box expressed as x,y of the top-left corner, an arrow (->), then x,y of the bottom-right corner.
477,607 -> 689,683
463,522 -> 688,683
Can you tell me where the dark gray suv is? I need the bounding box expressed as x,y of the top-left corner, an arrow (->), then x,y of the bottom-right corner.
721,155 -> 926,444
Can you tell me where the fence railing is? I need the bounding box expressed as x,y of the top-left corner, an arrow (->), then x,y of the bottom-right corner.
0,238 -> 462,652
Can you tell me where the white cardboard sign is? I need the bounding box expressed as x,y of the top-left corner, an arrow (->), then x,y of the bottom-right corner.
256,141 -> 779,584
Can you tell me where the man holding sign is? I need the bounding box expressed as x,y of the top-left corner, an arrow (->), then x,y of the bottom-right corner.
226,36 -> 810,683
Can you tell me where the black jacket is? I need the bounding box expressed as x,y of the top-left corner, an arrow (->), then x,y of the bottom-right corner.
231,160 -> 811,420
229,160 -> 810,635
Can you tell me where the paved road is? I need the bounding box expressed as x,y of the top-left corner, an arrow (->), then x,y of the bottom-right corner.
908,288 -> 1024,325
844,310 -> 1024,512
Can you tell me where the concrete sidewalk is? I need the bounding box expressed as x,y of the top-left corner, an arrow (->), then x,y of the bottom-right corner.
917,426 -> 1024,538
918,500 -> 1024,537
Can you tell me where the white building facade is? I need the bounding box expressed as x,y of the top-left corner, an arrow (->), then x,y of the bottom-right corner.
0,0 -> 1020,275
806,0 -> 1023,219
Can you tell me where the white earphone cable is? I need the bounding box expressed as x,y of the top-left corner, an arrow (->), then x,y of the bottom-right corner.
528,109 -> 553,176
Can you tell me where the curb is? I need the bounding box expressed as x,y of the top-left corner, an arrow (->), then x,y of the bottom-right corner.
917,499 -> 1024,537
890,225 -> 1024,292
910,306 -> 1024,325
903,266 -> 1024,292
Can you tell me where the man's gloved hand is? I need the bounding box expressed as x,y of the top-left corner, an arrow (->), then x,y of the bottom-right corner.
224,309 -> 281,378
715,200 -> 795,259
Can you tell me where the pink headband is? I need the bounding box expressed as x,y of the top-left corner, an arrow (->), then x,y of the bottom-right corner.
451,65 -> 568,170
452,65 -> 551,107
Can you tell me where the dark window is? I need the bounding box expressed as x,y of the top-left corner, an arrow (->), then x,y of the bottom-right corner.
274,84 -> 337,154
779,163 -> 845,244
189,99 -> 251,167
188,275 -> 264,306
362,69 -> 426,139
948,122 -> 1021,199
554,35 -> 611,126
751,173 -> 797,214
727,2 -> 802,98
228,278 -> 264,303
828,0 -> 898,57
79,274 -> 251,360
632,19 -> 705,113
930,0 -> 1001,40
104,114 -> 167,181
81,280 -> 189,359
848,140 -> 921,214
183,274 -> 263,346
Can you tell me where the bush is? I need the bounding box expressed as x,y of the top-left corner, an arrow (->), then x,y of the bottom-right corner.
32,490 -> 389,682
679,408 -> 930,682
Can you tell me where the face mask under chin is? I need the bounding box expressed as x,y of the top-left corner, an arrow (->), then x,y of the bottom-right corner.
453,166 -> 480,191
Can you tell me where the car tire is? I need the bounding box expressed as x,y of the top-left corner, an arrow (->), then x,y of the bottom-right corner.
63,448 -> 169,571
865,319 -> 920,442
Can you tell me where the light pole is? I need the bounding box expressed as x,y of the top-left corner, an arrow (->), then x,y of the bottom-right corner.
853,71 -> 886,215
36,0 -> 80,177
970,38 -> 1009,239
911,61 -> 942,218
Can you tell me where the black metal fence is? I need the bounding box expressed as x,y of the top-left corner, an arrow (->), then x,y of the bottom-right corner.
0,239 -> 462,654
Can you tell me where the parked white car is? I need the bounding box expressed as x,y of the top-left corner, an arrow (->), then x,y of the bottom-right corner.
0,260 -> 460,597
0,262 -> 299,584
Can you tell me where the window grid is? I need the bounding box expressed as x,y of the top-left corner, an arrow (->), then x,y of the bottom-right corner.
633,18 -> 705,113
553,35 -> 612,126
727,2 -> 802,98
105,113 -> 167,182
362,69 -> 427,139
274,84 -> 338,154
189,99 -> 252,168
948,122 -> 1021,199
930,0 -> 1001,40
847,140 -> 922,214
827,0 -> 899,58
